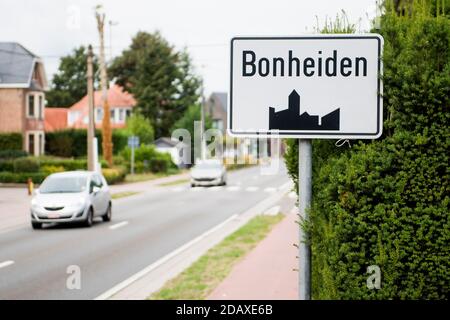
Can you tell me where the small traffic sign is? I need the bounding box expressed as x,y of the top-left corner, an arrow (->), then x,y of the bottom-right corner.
128,136 -> 140,148
229,34 -> 383,139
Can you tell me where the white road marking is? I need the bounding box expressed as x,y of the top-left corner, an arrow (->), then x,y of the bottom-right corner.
171,187 -> 185,192
109,221 -> 129,230
264,187 -> 277,193
263,206 -> 280,216
288,191 -> 297,199
190,187 -> 204,191
0,260 -> 14,269
226,186 -> 241,192
209,186 -> 223,191
95,214 -> 239,300
245,186 -> 259,192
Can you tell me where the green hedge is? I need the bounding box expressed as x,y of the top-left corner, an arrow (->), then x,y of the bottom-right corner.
45,129 -> 128,158
0,132 -> 22,151
284,2 -> 449,299
0,172 -> 47,184
0,150 -> 28,159
120,144 -> 177,174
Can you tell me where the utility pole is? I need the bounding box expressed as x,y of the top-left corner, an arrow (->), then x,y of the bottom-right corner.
87,45 -> 95,171
108,20 -> 118,62
96,5 -> 113,167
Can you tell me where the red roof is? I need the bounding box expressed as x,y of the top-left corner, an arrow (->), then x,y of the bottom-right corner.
44,108 -> 68,132
70,84 -> 136,111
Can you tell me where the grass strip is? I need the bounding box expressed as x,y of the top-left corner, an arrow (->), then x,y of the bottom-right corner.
150,213 -> 284,300
111,191 -> 140,199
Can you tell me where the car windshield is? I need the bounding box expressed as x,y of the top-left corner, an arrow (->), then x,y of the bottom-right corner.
194,162 -> 222,170
39,176 -> 87,194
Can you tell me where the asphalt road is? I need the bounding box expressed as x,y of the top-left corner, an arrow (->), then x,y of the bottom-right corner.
0,165 -> 290,300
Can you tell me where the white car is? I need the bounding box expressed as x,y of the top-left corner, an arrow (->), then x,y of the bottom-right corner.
190,160 -> 227,187
30,171 -> 112,229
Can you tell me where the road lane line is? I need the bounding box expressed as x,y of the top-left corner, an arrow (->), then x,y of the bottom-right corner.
109,221 -> 129,230
95,214 -> 239,300
226,186 -> 240,192
0,260 -> 14,269
264,187 -> 277,193
245,186 -> 259,192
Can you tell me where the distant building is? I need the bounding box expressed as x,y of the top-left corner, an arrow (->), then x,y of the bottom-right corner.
269,90 -> 340,131
0,42 -> 48,156
205,92 -> 227,134
45,84 -> 136,132
153,137 -> 189,168
67,84 -> 136,130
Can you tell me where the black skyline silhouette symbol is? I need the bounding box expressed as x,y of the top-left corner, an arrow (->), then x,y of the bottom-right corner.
268,90 -> 340,131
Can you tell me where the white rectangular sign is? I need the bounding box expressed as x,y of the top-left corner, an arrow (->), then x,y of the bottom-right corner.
228,35 -> 383,139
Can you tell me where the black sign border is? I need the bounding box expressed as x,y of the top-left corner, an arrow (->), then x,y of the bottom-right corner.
228,36 -> 383,138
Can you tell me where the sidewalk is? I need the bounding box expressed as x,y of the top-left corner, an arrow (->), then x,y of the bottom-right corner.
208,209 -> 298,300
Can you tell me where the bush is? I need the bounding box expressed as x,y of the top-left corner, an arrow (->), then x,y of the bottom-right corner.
41,165 -> 65,175
284,2 -> 449,299
45,129 -> 129,158
102,166 -> 127,184
0,150 -> 28,159
0,172 -> 47,184
0,159 -> 14,172
0,132 -> 22,151
120,144 -> 176,173
13,157 -> 40,173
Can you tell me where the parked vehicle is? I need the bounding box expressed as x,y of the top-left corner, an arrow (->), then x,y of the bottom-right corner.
190,160 -> 227,187
30,171 -> 112,229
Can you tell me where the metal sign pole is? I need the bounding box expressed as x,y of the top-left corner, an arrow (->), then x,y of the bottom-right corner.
298,139 -> 312,300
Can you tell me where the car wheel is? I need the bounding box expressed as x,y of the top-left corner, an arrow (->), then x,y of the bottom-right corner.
102,203 -> 112,222
191,183 -> 195,188
84,207 -> 94,227
31,221 -> 42,230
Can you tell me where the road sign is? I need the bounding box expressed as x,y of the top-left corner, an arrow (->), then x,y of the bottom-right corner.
229,35 -> 383,139
128,136 -> 140,148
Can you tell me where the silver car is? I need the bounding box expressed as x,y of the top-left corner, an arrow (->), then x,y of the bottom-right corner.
190,160 -> 227,187
30,171 -> 112,229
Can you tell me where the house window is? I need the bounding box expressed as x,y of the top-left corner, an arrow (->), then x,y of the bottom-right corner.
38,133 -> 43,155
118,109 -> 125,122
38,95 -> 43,119
96,107 -> 103,122
110,109 -> 115,123
28,133 -> 35,155
27,95 -> 35,117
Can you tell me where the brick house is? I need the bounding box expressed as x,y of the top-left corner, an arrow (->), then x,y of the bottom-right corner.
0,42 -> 48,155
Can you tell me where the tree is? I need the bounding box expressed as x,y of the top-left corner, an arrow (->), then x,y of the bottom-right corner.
46,46 -> 99,107
124,113 -> 155,144
109,31 -> 201,138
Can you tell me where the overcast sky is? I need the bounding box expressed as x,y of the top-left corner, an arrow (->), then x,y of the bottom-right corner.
0,0 -> 378,95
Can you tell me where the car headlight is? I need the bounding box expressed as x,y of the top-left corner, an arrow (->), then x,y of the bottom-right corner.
31,198 -> 40,209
